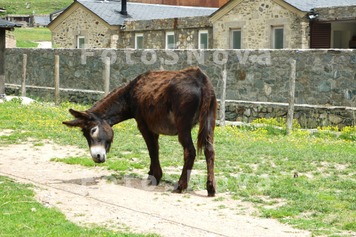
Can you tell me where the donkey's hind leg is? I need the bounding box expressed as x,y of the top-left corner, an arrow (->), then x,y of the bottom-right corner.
174,123 -> 196,193
205,141 -> 216,197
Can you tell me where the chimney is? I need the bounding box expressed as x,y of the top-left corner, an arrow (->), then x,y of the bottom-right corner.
120,0 -> 127,15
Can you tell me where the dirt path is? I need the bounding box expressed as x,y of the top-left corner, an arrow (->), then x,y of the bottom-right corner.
37,41 -> 52,48
0,139 -> 311,237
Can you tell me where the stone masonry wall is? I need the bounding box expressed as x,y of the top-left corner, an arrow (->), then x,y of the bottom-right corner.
5,31 -> 16,48
223,101 -> 355,129
212,0 -> 309,49
4,48 -> 356,128
119,16 -> 213,49
316,5 -> 356,22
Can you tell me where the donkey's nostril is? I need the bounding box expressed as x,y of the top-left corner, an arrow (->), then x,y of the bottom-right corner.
90,146 -> 106,163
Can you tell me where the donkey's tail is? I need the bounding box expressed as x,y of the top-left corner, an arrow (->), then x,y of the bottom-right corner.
197,72 -> 217,154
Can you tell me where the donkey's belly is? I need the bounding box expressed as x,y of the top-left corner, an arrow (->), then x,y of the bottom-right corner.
149,112 -> 178,135
151,125 -> 178,136
148,111 -> 199,136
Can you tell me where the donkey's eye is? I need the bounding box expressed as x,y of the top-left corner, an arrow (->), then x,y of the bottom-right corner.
105,143 -> 111,152
91,127 -> 97,135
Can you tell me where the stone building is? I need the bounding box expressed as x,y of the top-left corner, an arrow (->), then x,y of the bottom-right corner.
5,31 -> 16,48
210,0 -> 356,49
48,0 -> 217,49
49,0 -> 356,49
3,14 -> 50,27
312,4 -> 356,48
0,19 -> 20,95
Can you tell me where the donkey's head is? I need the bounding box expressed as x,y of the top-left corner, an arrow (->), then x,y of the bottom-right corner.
63,109 -> 114,163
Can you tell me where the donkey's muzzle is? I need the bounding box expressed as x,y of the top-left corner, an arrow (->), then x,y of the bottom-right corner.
90,145 -> 107,163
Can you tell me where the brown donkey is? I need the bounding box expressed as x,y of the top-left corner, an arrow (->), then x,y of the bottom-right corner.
63,67 -> 217,196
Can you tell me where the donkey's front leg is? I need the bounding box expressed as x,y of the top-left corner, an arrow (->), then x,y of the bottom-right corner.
137,122 -> 162,185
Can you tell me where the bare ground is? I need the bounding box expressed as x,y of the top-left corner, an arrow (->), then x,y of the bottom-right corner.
0,137 -> 311,237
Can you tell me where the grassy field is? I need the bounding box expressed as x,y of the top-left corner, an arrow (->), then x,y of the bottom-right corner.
0,0 -> 71,15
1,0 -> 66,47
0,176 -> 156,237
0,100 -> 355,237
14,27 -> 52,48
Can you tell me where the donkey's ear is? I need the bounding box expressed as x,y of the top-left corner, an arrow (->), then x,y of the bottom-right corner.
68,109 -> 90,119
62,119 -> 84,128
62,109 -> 90,128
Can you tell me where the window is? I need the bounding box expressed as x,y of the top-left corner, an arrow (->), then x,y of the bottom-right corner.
199,30 -> 208,49
77,36 -> 85,49
135,33 -> 144,49
272,26 -> 284,49
166,32 -> 175,49
230,29 -> 241,49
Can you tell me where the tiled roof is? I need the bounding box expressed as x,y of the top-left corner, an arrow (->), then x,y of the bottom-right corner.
78,0 -> 217,25
0,19 -> 21,28
284,0 -> 356,11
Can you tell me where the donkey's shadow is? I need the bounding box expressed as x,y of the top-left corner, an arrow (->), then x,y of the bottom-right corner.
55,174 -> 207,197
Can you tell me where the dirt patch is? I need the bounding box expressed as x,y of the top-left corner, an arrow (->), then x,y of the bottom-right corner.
0,140 -> 311,237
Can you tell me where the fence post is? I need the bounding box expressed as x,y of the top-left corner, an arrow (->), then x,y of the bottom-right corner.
103,56 -> 110,96
0,29 -> 5,96
286,59 -> 296,135
219,64 -> 227,126
54,55 -> 60,105
21,54 -> 27,97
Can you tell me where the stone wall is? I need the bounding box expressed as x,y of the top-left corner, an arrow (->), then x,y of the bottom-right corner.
5,31 -> 16,48
223,100 -> 355,128
316,5 -> 356,22
212,0 -> 310,49
4,48 -> 356,128
119,16 -> 213,49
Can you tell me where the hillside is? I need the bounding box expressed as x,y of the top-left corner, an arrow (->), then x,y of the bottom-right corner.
0,0 -> 72,15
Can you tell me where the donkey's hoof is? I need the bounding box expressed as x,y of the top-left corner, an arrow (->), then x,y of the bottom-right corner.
172,186 -> 184,194
207,181 -> 216,197
207,190 -> 216,197
147,175 -> 159,186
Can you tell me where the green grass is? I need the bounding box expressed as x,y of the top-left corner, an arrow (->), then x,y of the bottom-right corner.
14,28 -> 52,48
0,176 -> 156,237
16,40 -> 39,48
0,0 -> 58,48
0,0 -> 72,15
0,100 -> 355,237
14,28 -> 52,41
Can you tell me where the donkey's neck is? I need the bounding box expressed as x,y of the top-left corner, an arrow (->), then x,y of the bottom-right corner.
89,84 -> 133,126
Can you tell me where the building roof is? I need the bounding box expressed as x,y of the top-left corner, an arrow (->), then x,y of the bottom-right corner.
284,0 -> 356,11
77,0 -> 217,25
0,19 -> 21,28
34,15 -> 50,26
